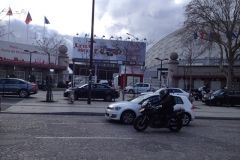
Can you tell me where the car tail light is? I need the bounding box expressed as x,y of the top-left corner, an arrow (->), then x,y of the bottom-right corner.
32,84 -> 38,91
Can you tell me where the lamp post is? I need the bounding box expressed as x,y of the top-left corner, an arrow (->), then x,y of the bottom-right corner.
87,0 -> 95,104
155,57 -> 169,88
45,51 -> 54,102
24,50 -> 38,81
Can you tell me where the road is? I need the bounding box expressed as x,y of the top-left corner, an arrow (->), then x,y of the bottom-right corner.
0,114 -> 239,160
0,96 -> 23,111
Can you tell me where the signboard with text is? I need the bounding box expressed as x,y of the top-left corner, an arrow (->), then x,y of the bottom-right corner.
0,40 -> 58,65
72,37 -> 146,65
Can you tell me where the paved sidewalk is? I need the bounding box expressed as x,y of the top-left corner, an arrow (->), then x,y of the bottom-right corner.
1,91 -> 240,120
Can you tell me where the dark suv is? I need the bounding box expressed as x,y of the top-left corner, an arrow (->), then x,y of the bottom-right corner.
0,78 -> 38,98
205,89 -> 240,106
64,83 -> 119,102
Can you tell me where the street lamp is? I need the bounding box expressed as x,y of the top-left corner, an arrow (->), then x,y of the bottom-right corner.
87,0 -> 95,104
24,50 -> 38,81
155,57 -> 169,88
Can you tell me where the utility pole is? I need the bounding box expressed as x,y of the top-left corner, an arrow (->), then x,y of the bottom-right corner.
87,0 -> 95,104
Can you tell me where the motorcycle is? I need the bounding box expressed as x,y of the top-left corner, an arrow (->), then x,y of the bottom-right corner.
133,100 -> 184,132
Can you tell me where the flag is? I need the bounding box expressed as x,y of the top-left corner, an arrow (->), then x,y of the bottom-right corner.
44,16 -> 50,24
25,12 -> 32,24
6,7 -> 13,16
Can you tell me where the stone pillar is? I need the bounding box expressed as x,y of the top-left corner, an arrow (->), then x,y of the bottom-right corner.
167,52 -> 179,87
58,45 -> 69,83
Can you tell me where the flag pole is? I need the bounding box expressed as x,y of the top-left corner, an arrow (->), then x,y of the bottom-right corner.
43,22 -> 46,39
8,13 -> 10,41
26,24 -> 29,43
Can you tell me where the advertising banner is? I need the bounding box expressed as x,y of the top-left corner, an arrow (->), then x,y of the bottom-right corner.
120,65 -> 144,74
72,37 -> 146,65
0,40 -> 58,65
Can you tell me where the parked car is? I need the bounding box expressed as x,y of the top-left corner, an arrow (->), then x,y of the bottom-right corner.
64,83 -> 119,102
0,78 -> 38,98
141,88 -> 190,98
124,83 -> 152,94
204,89 -> 240,106
105,93 -> 195,126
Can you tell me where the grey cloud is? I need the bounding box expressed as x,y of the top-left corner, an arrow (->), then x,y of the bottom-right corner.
96,0 -> 188,42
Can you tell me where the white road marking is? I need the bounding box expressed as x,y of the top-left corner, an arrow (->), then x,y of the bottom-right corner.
35,136 -> 133,140
50,122 -> 107,125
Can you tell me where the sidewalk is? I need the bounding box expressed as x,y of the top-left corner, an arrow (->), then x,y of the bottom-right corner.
1,91 -> 240,120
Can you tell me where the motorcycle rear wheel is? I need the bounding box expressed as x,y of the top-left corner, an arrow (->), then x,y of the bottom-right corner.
133,115 -> 148,132
168,117 -> 182,132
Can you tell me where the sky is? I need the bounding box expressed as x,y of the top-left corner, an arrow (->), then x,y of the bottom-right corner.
0,0 -> 190,45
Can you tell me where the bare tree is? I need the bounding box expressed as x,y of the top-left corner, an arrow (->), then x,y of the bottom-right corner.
184,0 -> 240,89
181,30 -> 211,91
34,33 -> 66,102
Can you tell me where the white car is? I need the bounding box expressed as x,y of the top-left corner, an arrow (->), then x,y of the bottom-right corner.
124,83 -> 151,94
141,88 -> 190,98
105,94 -> 195,126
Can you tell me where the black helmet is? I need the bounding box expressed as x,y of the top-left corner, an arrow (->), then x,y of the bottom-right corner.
159,89 -> 169,99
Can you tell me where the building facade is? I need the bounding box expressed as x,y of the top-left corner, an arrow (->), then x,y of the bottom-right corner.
70,37 -> 146,88
0,40 -> 69,86
144,29 -> 240,90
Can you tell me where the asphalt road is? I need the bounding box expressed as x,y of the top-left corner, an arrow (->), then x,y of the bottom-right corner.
0,114 -> 239,160
0,96 -> 23,111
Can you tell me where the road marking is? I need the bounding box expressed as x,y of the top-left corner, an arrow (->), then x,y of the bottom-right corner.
49,122 -> 109,126
35,136 -> 133,140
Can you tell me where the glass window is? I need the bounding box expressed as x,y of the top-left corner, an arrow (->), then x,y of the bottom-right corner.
135,84 -> 142,87
97,84 -> 107,89
143,84 -> 149,87
148,95 -> 160,105
0,79 -> 5,84
174,96 -> 184,104
173,89 -> 183,93
17,81 -> 25,84
234,91 -> 240,95
5,79 -> 18,84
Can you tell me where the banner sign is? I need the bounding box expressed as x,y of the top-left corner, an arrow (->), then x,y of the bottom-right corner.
0,40 -> 58,65
120,65 -> 144,74
72,37 -> 146,65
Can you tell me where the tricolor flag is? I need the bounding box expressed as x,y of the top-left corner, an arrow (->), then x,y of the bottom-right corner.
25,12 -> 32,24
44,16 -> 50,24
6,7 -> 13,16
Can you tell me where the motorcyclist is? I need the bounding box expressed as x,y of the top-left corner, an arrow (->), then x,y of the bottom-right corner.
158,89 -> 176,116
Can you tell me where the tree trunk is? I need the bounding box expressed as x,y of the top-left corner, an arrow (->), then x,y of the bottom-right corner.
226,62 -> 234,90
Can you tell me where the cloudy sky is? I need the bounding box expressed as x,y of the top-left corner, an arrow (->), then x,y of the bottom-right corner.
0,0 -> 190,44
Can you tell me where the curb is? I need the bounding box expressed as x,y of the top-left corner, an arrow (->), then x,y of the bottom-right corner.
195,116 -> 240,120
1,111 -> 240,120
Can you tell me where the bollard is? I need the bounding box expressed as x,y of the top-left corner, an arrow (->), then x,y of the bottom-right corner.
0,96 -> 1,111
68,90 -> 74,104
122,90 -> 125,101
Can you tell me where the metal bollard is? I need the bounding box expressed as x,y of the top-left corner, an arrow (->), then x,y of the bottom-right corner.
68,90 -> 74,104
0,96 -> 2,111
122,90 -> 125,101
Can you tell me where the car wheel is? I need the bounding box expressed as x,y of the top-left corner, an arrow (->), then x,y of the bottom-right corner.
120,110 -> 136,124
19,90 -> 29,98
182,113 -> 191,126
105,95 -> 112,102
